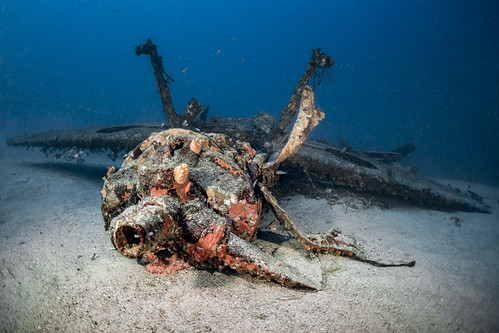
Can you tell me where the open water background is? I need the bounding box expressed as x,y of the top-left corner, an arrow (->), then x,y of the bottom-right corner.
1,0 -> 498,185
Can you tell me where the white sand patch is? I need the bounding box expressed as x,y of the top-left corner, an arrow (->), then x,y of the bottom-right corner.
1,146 -> 498,332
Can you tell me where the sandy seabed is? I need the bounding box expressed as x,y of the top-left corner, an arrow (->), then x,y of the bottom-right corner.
0,145 -> 498,333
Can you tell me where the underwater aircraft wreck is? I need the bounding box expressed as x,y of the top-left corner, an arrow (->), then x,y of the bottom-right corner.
7,40 -> 490,289
8,39 -> 489,214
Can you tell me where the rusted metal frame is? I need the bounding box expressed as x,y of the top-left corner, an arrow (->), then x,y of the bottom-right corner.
271,49 -> 334,142
135,39 -> 183,127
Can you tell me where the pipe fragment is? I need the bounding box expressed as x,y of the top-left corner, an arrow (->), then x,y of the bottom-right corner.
109,196 -> 182,260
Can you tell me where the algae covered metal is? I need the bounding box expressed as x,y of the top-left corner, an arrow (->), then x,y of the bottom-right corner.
101,128 -> 319,288
101,89 -> 414,290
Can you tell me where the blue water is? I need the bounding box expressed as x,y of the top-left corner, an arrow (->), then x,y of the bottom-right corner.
1,0 -> 498,185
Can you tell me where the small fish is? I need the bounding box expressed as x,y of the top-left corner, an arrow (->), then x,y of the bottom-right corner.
182,119 -> 189,127
275,170 -> 287,175
340,147 -> 347,153
241,57 -> 244,63
216,48 -> 221,55
182,66 -> 188,73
